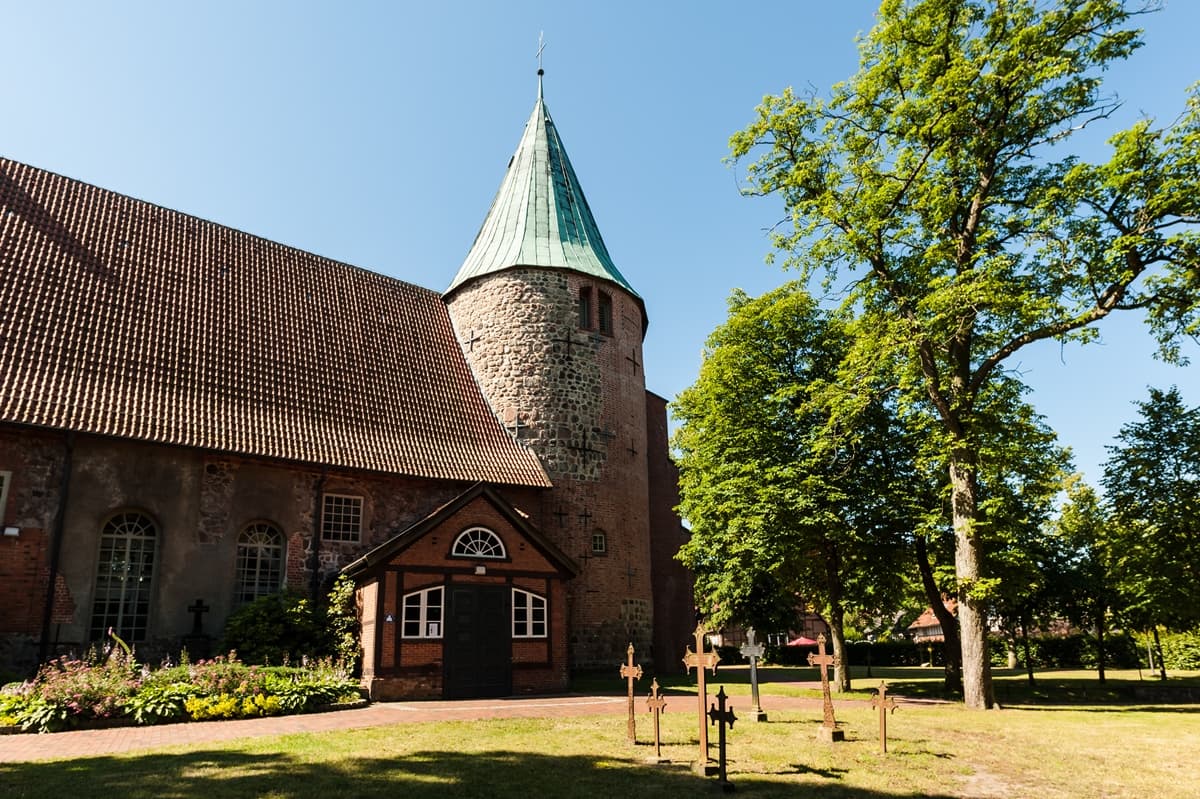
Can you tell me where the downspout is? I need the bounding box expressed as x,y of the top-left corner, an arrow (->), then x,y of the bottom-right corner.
38,432 -> 75,663
309,468 -> 327,601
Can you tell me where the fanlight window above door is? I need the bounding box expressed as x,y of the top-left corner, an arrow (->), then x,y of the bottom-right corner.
451,527 -> 507,559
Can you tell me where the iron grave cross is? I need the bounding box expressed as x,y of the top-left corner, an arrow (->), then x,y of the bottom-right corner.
620,642 -> 643,744
707,685 -> 737,792
807,633 -> 845,742
739,626 -> 767,722
646,677 -> 668,763
871,680 -> 899,753
682,623 -> 721,771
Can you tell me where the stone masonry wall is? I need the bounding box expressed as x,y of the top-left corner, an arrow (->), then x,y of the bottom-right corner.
447,269 -> 655,669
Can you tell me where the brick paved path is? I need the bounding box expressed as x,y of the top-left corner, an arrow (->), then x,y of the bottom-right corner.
0,689 -> 931,763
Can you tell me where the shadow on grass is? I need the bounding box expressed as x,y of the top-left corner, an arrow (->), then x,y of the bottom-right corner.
0,747 -> 960,799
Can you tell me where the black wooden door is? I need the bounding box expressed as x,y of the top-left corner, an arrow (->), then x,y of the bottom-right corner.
445,584 -> 511,699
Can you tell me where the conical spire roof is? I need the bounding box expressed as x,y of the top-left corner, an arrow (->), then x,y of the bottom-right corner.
447,75 -> 638,298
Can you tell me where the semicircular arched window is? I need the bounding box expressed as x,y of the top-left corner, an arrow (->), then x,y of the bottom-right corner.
451,527 -> 507,559
90,511 -> 157,642
235,521 -> 285,605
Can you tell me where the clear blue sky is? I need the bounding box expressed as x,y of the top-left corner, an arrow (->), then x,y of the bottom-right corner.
4,1 -> 1197,488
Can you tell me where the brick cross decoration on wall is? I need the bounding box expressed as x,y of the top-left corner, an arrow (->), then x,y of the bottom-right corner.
808,633 -> 845,742
682,623 -> 721,771
620,643 -> 643,744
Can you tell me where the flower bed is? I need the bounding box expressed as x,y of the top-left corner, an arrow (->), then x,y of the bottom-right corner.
0,648 -> 362,734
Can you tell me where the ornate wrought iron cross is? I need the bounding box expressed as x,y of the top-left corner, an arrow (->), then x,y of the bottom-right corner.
646,678 -> 667,762
739,626 -> 767,722
682,623 -> 721,769
707,686 -> 737,790
620,643 -> 643,744
807,633 -> 845,741
871,680 -> 899,753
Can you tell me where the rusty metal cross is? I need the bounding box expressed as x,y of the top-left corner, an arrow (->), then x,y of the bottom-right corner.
871,680 -> 899,753
646,678 -> 667,761
807,633 -> 844,741
187,598 -> 210,635
620,642 -> 643,744
682,623 -> 721,768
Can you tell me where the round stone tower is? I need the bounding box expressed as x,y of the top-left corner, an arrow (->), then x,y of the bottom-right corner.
444,72 -> 655,668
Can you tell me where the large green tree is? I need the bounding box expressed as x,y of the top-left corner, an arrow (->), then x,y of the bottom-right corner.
731,0 -> 1200,707
673,283 -> 915,691
1102,387 -> 1200,641
1054,478 -> 1118,682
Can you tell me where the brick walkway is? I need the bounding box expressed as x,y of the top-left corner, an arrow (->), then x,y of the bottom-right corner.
0,688 -> 928,763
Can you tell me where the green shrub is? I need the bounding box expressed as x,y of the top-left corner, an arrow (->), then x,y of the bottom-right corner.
1150,629 -> 1200,670
220,592 -> 327,665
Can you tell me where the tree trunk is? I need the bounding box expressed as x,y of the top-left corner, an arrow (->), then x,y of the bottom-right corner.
914,532 -> 962,692
1152,626 -> 1167,681
1094,601 -> 1107,684
1021,614 -> 1034,685
825,544 -> 850,692
1005,635 -> 1018,670
950,456 -> 995,709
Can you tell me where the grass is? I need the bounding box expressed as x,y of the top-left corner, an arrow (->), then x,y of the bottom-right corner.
2,668 -> 1198,798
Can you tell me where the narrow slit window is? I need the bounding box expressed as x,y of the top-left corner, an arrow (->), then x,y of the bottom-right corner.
577,286 -> 593,330
598,291 -> 613,336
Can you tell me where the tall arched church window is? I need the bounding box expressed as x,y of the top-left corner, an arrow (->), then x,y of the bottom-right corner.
577,286 -> 594,330
451,527 -> 507,559
90,511 -> 157,642
235,521 -> 284,605
598,291 -> 613,336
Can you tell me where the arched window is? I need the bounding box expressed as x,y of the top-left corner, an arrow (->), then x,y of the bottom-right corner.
90,511 -> 156,642
402,586 -> 443,638
512,589 -> 547,638
451,527 -> 507,559
577,286 -> 593,330
598,290 -> 613,336
235,521 -> 284,605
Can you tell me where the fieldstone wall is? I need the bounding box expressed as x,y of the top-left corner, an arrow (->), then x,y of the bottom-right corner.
447,268 -> 657,669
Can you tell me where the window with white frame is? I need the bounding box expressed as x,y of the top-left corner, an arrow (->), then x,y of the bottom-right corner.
235,521 -> 284,605
90,511 -> 157,642
512,588 -> 547,638
321,494 -> 363,542
402,586 -> 443,638
591,530 -> 607,555
451,527 -> 506,559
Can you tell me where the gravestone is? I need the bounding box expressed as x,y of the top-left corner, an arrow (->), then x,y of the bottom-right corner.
646,677 -> 668,763
181,597 -> 213,659
871,680 -> 899,753
707,685 -> 737,792
682,622 -> 721,774
807,633 -> 844,742
620,642 -> 643,744
739,627 -> 767,722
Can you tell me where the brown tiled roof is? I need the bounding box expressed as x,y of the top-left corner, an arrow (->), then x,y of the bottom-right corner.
0,158 -> 551,487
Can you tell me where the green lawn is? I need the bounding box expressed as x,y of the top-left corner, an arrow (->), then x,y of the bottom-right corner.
2,668 -> 1198,798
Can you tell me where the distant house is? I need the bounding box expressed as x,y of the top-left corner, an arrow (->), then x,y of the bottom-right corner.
907,600 -> 958,643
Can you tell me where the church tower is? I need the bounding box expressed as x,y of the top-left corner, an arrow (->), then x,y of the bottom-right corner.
444,70 -> 656,668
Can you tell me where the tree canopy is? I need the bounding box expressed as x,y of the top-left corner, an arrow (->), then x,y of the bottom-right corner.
730,0 -> 1200,707
1101,386 -> 1200,632
672,282 -> 915,690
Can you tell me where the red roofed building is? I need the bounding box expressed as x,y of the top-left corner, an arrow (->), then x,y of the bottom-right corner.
908,600 -> 958,643
0,71 -> 693,697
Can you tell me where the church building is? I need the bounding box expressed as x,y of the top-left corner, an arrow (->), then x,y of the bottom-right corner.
0,70 -> 694,699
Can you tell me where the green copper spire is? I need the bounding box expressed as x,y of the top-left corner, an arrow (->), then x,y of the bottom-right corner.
447,73 -> 638,297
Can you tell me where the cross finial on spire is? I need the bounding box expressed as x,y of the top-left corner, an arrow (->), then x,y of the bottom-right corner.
536,31 -> 547,97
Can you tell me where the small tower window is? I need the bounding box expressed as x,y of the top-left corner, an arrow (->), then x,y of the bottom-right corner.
577,287 -> 594,330
592,530 -> 607,555
598,291 -> 613,336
